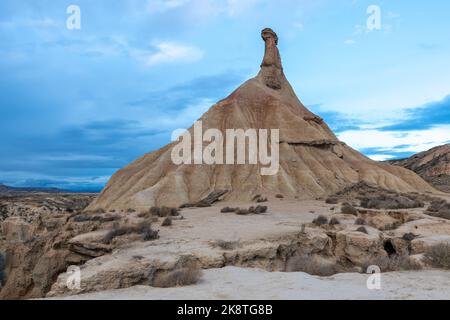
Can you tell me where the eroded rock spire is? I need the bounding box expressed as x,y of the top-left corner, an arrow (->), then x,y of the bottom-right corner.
260,28 -> 283,90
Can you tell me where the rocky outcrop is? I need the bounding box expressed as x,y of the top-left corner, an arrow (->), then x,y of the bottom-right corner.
0,209 -> 157,299
388,144 -> 450,193
87,28 -> 433,212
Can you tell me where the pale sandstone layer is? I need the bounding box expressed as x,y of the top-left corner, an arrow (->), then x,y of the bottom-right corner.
88,29 -> 434,212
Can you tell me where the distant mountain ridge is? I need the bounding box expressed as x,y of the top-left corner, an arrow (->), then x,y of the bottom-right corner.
0,183 -> 66,194
387,144 -> 450,193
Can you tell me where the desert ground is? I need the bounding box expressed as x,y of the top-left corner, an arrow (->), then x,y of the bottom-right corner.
55,267 -> 450,300
1,186 -> 450,299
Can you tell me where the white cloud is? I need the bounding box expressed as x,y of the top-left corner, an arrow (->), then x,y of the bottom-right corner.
144,42 -> 204,66
368,154 -> 396,161
344,39 -> 356,45
338,125 -> 450,155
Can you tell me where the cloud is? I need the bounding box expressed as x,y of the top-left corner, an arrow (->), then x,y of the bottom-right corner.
338,125 -> 450,159
144,42 -> 204,66
309,105 -> 362,133
344,39 -> 356,45
368,154 -> 396,161
0,71 -> 245,191
379,95 -> 450,131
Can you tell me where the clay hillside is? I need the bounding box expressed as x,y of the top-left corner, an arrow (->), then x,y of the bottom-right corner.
388,144 -> 450,193
88,28 -> 434,212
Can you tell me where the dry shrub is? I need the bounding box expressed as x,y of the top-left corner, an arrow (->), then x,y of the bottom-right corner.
234,205 -> 268,215
153,266 -> 203,288
325,197 -> 339,204
286,255 -> 336,276
341,203 -> 358,215
253,205 -> 268,214
425,200 -> 450,220
424,243 -> 450,269
102,221 -> 159,244
161,217 -> 172,227
361,254 -> 421,272
402,233 -> 418,241
313,215 -> 328,226
275,194 -> 284,199
221,207 -> 237,213
148,206 -> 180,218
257,197 -> 268,203
235,208 -> 250,215
211,240 -> 240,250
356,226 -> 368,234
360,194 -> 424,210
329,217 -> 340,225
73,214 -> 119,223
355,217 -> 366,225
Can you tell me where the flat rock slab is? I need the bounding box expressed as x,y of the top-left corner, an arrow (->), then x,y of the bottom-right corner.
54,267 -> 450,300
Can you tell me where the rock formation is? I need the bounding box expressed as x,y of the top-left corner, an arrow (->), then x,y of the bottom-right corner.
88,28 -> 434,212
388,144 -> 450,193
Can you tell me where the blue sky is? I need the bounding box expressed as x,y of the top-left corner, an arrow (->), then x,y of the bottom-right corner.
1,0 -> 450,191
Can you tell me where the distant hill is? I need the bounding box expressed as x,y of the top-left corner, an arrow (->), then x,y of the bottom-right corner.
0,183 -> 66,194
387,144 -> 450,193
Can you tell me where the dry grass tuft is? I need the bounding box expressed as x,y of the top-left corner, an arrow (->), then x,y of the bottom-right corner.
161,217 -> 172,227
329,217 -> 340,225
312,215 -> 328,226
361,254 -> 422,273
102,221 -> 159,244
424,243 -> 450,269
211,240 -> 241,251
341,203 -> 358,215
286,255 -> 336,276
153,266 -> 203,288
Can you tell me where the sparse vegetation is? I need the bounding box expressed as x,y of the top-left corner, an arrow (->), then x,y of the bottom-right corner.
402,233 -> 418,241
361,254 -> 421,273
256,196 -> 268,203
142,206 -> 180,218
355,217 -> 366,225
425,200 -> 450,220
252,205 -> 268,214
329,217 -> 340,225
73,214 -> 119,223
424,243 -> 450,269
161,217 -> 172,227
275,194 -> 284,199
211,240 -> 241,250
341,203 -> 358,215
286,255 -> 336,276
235,208 -> 250,215
360,194 -> 424,210
356,226 -> 368,234
102,221 -> 159,244
313,215 -> 328,226
226,205 -> 268,215
153,266 -> 203,288
325,197 -> 339,204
